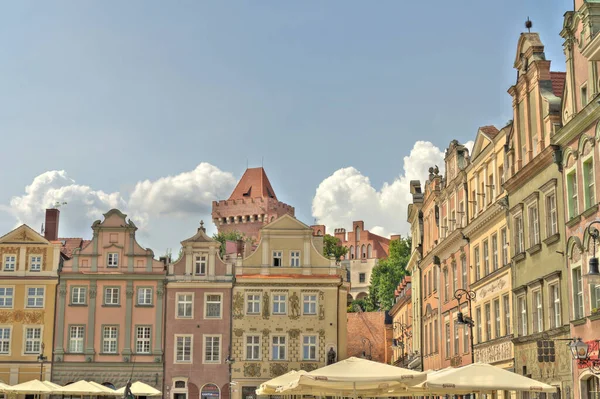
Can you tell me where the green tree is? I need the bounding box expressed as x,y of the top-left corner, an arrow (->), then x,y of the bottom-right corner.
368,236 -> 411,310
347,297 -> 377,313
322,234 -> 348,261
212,231 -> 247,258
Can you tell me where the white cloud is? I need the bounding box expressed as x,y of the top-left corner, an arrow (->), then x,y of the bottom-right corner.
311,141 -> 446,238
464,140 -> 475,155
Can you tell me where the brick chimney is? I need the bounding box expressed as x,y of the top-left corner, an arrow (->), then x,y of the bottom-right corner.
44,209 -> 60,241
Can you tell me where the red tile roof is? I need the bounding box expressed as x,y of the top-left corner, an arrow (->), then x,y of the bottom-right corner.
59,238 -> 91,259
228,167 -> 278,201
550,72 -> 566,98
480,125 -> 499,138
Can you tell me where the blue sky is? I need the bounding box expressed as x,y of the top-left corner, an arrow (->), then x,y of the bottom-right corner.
0,0 -> 573,254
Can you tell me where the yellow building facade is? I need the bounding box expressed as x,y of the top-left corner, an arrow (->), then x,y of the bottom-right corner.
230,215 -> 348,399
0,224 -> 61,385
464,125 -> 515,384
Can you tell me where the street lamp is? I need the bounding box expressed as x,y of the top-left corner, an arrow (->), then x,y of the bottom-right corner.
568,338 -> 600,375
391,323 -> 410,365
37,342 -> 47,380
585,222 -> 600,283
454,288 -> 476,364
361,337 -> 373,360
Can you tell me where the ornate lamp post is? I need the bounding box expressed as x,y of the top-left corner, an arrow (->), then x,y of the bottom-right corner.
361,337 -> 373,360
37,342 -> 47,380
585,221 -> 600,283
454,288 -> 476,364
568,338 -> 600,375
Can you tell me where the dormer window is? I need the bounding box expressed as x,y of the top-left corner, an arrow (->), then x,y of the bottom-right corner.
107,253 -> 119,268
272,251 -> 283,267
195,255 -> 207,275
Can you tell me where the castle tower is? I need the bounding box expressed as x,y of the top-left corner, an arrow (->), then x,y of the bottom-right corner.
211,167 -> 295,240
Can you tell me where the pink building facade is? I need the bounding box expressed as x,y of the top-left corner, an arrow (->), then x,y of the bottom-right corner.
52,209 -> 167,390
165,222 -> 233,399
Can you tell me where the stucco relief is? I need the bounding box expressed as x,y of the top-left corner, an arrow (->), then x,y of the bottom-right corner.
319,305 -> 325,320
262,328 -> 270,337
0,310 -> 44,324
288,329 -> 301,339
474,341 -> 512,364
26,247 -> 47,271
0,247 -> 20,269
270,363 -> 288,377
233,329 -> 244,337
262,292 -> 270,319
477,275 -> 508,299
244,363 -> 261,377
300,363 -> 319,372
233,292 -> 244,319
289,292 -> 300,319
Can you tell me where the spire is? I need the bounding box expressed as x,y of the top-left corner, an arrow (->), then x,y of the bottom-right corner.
227,167 -> 278,201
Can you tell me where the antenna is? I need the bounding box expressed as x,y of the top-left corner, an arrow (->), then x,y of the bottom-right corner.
53,201 -> 67,209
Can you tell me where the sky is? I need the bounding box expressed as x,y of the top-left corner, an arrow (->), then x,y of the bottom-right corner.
0,0 -> 573,256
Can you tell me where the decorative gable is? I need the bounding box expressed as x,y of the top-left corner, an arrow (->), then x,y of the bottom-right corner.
0,225 -> 49,245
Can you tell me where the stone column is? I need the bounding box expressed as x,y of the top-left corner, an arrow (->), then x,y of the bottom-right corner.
86,280 -> 97,357
55,280 -> 67,355
123,280 -> 134,357
154,281 -> 164,356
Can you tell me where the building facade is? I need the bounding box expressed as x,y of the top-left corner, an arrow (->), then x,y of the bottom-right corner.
211,168 -> 294,242
52,209 -> 166,389
389,276 -> 413,368
230,215 -> 348,399
464,125 -> 515,382
0,215 -> 61,385
504,32 -> 572,397
346,311 -> 392,363
165,222 -> 233,399
558,2 -> 600,396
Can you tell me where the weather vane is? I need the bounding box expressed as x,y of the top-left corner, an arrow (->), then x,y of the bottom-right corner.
525,17 -> 533,33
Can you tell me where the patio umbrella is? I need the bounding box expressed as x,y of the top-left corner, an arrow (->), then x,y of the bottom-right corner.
88,381 -> 120,395
423,362 -> 557,394
256,370 -> 308,395
41,381 -> 63,390
0,382 -> 11,392
116,381 -> 161,397
58,380 -> 120,396
5,379 -> 57,394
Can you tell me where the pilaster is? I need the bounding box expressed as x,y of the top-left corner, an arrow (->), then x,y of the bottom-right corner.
91,231 -> 99,272
85,280 -> 97,357
123,280 -> 134,357
154,281 -> 164,356
185,248 -> 193,275
209,246 -> 216,279
129,231 -> 135,272
55,280 -> 67,354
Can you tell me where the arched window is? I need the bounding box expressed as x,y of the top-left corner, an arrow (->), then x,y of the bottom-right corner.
172,379 -> 188,399
367,244 -> 372,258
349,246 -> 354,259
317,230 -> 322,236
201,384 -> 220,399
355,227 -> 360,241
361,245 -> 366,258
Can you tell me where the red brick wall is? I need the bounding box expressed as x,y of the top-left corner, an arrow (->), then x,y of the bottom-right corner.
347,311 -> 392,363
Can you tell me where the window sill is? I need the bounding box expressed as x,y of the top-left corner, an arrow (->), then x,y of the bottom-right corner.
571,318 -> 587,326
99,352 -> 120,356
582,204 -> 599,219
204,316 -> 222,320
134,353 -> 153,356
135,304 -> 154,308
513,252 -> 526,263
102,304 -> 121,308
176,316 -> 193,320
543,233 -> 560,246
526,244 -> 542,256
566,215 -> 582,228
589,313 -> 600,321
69,304 -> 88,307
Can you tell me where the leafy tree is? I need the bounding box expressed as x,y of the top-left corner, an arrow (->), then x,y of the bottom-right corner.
368,236 -> 411,310
322,234 -> 348,262
347,297 -> 377,313
212,231 -> 247,258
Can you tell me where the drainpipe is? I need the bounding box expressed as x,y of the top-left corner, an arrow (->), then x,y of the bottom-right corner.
228,270 -> 236,399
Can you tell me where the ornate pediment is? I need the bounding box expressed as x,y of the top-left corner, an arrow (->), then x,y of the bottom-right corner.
0,225 -> 48,244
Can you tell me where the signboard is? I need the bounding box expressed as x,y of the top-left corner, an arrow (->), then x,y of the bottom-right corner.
201,384 -> 220,399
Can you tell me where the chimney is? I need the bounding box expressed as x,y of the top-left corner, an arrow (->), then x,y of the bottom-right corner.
44,209 -> 60,241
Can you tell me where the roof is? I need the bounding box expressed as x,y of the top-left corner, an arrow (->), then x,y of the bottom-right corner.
59,238 -> 91,259
228,167 -> 277,200
550,72 -> 566,98
479,125 -> 499,138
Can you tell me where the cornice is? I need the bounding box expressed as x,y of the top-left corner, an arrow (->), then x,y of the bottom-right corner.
430,229 -> 467,260
470,264 -> 511,290
462,202 -> 505,238
553,96 -> 600,147
503,146 -> 555,194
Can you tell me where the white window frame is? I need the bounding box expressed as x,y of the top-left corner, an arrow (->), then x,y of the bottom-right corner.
452,263 -> 458,295
3,255 -> 16,272
290,251 -> 301,267
176,293 -> 194,319
302,294 -> 317,315
494,298 -> 501,338
195,254 -> 207,275
485,302 -> 492,341
69,325 -> 85,353
582,154 -> 595,209
135,326 -> 151,354
102,326 -> 118,354
107,252 -> 119,268
175,335 -> 193,363
246,293 -> 261,315
204,293 -> 223,319
71,287 -> 87,305
517,295 -> 528,336
503,294 -> 510,336
272,251 -> 283,267
445,322 -> 451,357
514,214 -> 524,254
461,257 -> 468,289
104,287 -> 120,306
301,335 -> 318,361
0,326 -> 11,355
528,204 -> 540,247
573,266 -> 584,320
474,246 -> 481,281
26,287 -> 45,308
23,326 -> 42,355
0,287 -> 14,309
29,255 -> 42,272
271,335 -> 287,361
548,282 -> 561,329
137,287 -> 153,306
533,289 -> 543,333
491,234 -> 499,271
203,334 -> 221,364
453,320 -> 459,355
245,334 -> 261,360
501,227 -> 509,266
566,168 -> 579,219
272,294 -> 287,315
545,192 -> 558,237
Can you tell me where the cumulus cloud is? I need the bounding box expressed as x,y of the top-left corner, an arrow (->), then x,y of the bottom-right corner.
311,141 -> 446,238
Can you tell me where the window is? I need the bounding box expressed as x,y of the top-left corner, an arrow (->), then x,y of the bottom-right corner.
272,336 -> 286,360
443,268 -> 449,302
545,194 -> 558,237
3,255 -> 16,271
528,205 -> 540,246
488,175 -> 494,203
534,290 -> 543,333
205,294 -> 222,318
177,294 -> 193,318
107,253 -> 119,268
581,83 -> 588,107
492,234 -> 498,271
272,251 -> 283,267
454,321 -> 460,355
433,268 -> 437,291
26,287 -> 44,308
246,294 -> 260,314
195,255 -> 207,275
176,336 -> 192,363
424,275 -> 428,297
501,228 -> 509,266
476,307 -> 482,343
592,281 -> 600,316
458,201 -> 465,227
485,303 -> 491,341
136,326 -> 151,354
424,324 -> 428,355
461,257 -> 468,288
503,294 -> 510,335
434,319 -> 439,352
290,251 -> 301,267
567,171 -> 578,218
204,335 -> 220,363
463,320 -> 469,353
69,326 -> 84,353
583,158 -> 595,209
24,327 -> 42,354
445,323 -> 451,357
518,296 -> 528,336
0,288 -> 13,308
137,288 -> 152,306
303,294 -> 317,315
359,273 -> 366,283
104,287 -> 120,306
302,335 -> 317,360
272,294 -> 286,315
246,335 -> 260,360
30,256 -> 42,272
452,263 -> 458,294
548,284 -> 561,329
0,328 -> 10,354
103,326 -> 118,353
71,287 -> 86,305
450,210 -> 456,231
474,246 -> 481,281
472,189 -> 478,216
514,215 -> 524,254
573,267 -> 584,319
483,240 -> 490,276
494,299 -> 501,338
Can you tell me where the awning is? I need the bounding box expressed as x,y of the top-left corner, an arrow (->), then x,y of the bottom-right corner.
116,381 -> 162,397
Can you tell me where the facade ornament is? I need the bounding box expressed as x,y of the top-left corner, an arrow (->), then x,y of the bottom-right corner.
262,292 -> 270,319
232,292 -> 244,319
270,363 -> 288,377
318,290 -> 325,300
126,288 -> 135,298
89,287 -> 97,299
0,310 -> 45,324
318,329 -> 325,338
262,328 -> 271,337
318,305 -> 325,320
289,292 -> 300,319
243,363 -> 261,377
59,287 -> 68,297
233,329 -> 244,337
156,288 -> 164,298
327,347 -> 337,365
300,363 -> 319,372
288,329 -> 301,339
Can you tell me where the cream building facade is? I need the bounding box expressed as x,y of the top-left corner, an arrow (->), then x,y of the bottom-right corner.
230,215 -> 348,399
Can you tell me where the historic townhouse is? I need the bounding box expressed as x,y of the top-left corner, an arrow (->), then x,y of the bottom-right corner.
503,32 -> 572,396
419,168 -> 442,372
433,140 -> 472,370
230,215 -> 348,399
165,222 -> 233,399
389,276 -> 413,368
557,2 -> 600,396
463,125 -> 514,384
406,181 -> 424,371
0,210 -> 61,384
52,209 -> 166,389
